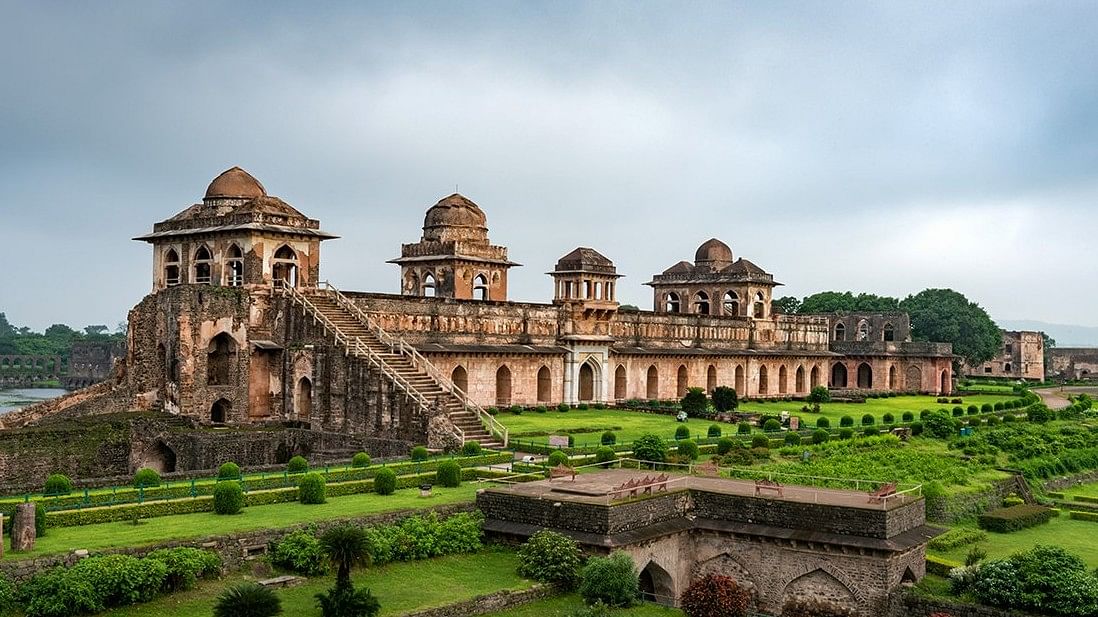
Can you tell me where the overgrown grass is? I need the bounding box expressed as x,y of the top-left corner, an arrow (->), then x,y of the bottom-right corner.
481,594 -> 683,617
928,517 -> 1098,568
103,548 -> 532,616
5,484 -> 480,561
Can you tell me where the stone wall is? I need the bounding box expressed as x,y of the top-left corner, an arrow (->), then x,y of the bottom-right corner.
1050,347 -> 1098,380
402,587 -> 555,617
894,592 -> 1044,617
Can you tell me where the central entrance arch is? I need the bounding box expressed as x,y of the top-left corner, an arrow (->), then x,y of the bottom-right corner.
639,561 -> 676,606
579,362 -> 595,402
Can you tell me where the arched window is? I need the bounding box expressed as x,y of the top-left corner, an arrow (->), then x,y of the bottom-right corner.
676,365 -> 688,397
856,320 -> 870,341
883,323 -> 895,342
888,365 -> 897,389
614,364 -> 627,400
831,363 -> 848,388
758,365 -> 769,395
226,244 -> 244,287
810,365 -> 820,389
707,365 -> 717,392
694,291 -> 710,315
474,274 -> 489,301
795,365 -> 806,393
834,322 -> 846,341
495,365 -> 512,406
296,377 -> 312,420
579,363 -> 595,401
537,366 -> 551,403
753,292 -> 765,318
646,365 -> 659,399
193,246 -> 213,284
207,333 -> 237,385
210,398 -> 231,424
723,291 -> 739,316
451,365 -> 468,393
272,245 -> 298,288
1003,362 -> 1012,372
164,249 -> 181,286
778,365 -> 788,394
665,292 -> 681,313
422,272 -> 437,297
857,362 -> 873,389
735,365 -> 745,393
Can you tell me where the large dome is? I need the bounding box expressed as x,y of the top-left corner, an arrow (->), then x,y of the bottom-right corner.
695,238 -> 733,266
423,193 -> 487,230
205,167 -> 267,199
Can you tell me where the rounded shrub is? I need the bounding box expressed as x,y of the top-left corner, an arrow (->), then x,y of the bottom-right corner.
43,473 -> 74,496
707,424 -> 722,438
374,467 -> 397,495
910,421 -> 924,436
595,446 -> 616,465
547,450 -> 569,467
737,422 -> 752,435
213,481 -> 244,515
298,473 -> 326,505
839,415 -> 854,427
920,409 -> 931,419
838,427 -> 854,439
751,434 -> 769,449
882,413 -> 894,425
286,456 -> 309,474
952,406 -> 964,417
986,416 -> 1000,426
677,439 -> 699,460
784,432 -> 801,446
133,468 -> 161,489
816,417 -> 830,429
923,410 -> 956,439
213,581 -> 282,617
578,551 -> 639,608
716,437 -> 735,455
763,419 -> 781,432
557,403 -> 570,412
981,403 -> 994,413
861,414 -> 875,426
1003,413 -> 1016,423
410,446 -> 429,462
577,403 -> 589,411
35,501 -> 46,537
901,411 -> 914,423
863,427 -> 880,437
535,406 -> 547,413
967,405 -> 979,415
632,433 -> 668,463
601,431 -> 617,446
352,452 -> 371,468
517,529 -> 583,590
675,425 -> 691,440
511,405 -> 523,414
680,573 -> 751,617
436,461 -> 462,487
994,401 -> 1005,411
218,462 -> 241,480
461,441 -> 482,456
812,429 -> 830,445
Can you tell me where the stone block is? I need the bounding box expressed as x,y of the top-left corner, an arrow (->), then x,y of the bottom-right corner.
11,503 -> 36,552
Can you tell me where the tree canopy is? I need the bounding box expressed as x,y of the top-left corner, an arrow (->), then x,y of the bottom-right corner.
899,288 -> 1000,365
796,291 -> 900,314
0,311 -> 124,362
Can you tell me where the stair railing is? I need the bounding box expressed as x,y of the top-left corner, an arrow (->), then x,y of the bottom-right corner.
316,281 -> 508,447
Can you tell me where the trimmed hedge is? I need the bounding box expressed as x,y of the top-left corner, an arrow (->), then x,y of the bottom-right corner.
298,473 -> 326,505
212,482 -> 243,515
977,504 -> 1057,533
1069,510 -> 1098,523
926,555 -> 962,577
436,461 -> 462,488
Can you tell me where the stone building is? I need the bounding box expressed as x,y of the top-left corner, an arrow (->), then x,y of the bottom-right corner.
63,340 -> 125,389
1049,347 -> 1098,381
964,330 -> 1045,381
3,167 -> 955,450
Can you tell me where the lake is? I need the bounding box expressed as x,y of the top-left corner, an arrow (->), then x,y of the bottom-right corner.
0,388 -> 68,414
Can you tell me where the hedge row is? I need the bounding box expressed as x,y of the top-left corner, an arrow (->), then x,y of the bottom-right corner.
1068,510 -> 1098,523
13,453 -> 510,519
926,555 -> 962,576
977,504 -> 1058,533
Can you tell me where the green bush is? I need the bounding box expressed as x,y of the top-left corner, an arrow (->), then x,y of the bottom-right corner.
601,431 -> 617,446
461,441 -> 482,456
218,462 -> 241,480
712,386 -> 738,412
132,468 -> 161,489
352,452 -> 371,468
548,451 -> 569,467
707,424 -> 722,438
910,421 -> 923,436
882,413 -> 894,425
677,439 -> 699,460
972,545 -> 1098,616
863,427 -> 880,437
410,446 -> 429,462
928,527 -> 987,551
517,529 -> 583,590
900,411 -> 914,422
578,552 -> 638,608
978,504 -> 1057,533
436,461 -> 462,488
146,547 -> 221,592
716,437 -> 735,455
287,456 -> 309,474
994,401 -> 1005,411
812,429 -> 829,444
214,581 -> 283,617
737,422 -> 752,435
762,419 -> 781,432
315,582 -> 380,617
675,425 -> 691,440
558,403 -> 570,412
43,473 -> 73,496
751,434 -> 769,449
271,529 -> 329,575
861,414 -> 874,426
298,473 -> 327,505
784,432 -> 801,446
950,406 -> 963,417
35,501 -> 46,537
20,567 -> 99,617
681,387 -> 709,417
1002,413 -> 1016,423
69,553 -> 167,609
577,403 -> 589,411
839,415 -> 853,427
373,468 -> 397,496
923,410 -> 956,439
1028,405 -> 1055,423
595,446 -> 616,465
511,405 -> 524,414
967,405 -> 979,415
816,417 -> 830,429
806,386 -> 831,404
213,481 -> 244,515
838,428 -> 854,439
632,434 -> 667,463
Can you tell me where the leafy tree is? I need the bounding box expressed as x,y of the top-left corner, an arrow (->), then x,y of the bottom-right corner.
681,387 -> 709,417
899,288 -> 1000,366
0,313 -> 14,338
772,296 -> 801,315
632,434 -> 667,463
797,291 -> 899,314
1043,332 -> 1056,379
577,552 -> 638,608
517,530 -> 583,590
214,582 -> 282,617
922,410 -> 956,439
712,387 -> 738,413
316,526 -> 380,617
680,574 -> 751,617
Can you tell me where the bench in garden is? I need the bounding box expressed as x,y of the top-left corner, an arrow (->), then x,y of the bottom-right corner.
867,482 -> 898,503
754,479 -> 783,497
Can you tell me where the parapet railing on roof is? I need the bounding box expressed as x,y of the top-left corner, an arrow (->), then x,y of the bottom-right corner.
316,281 -> 508,447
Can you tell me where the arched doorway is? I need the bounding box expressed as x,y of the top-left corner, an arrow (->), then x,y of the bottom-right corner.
579,363 -> 595,402
888,365 -> 897,389
496,365 -> 512,406
735,365 -> 745,393
795,366 -> 805,393
778,365 -> 788,394
758,365 -> 769,395
272,245 -> 298,287
639,561 -> 676,606
676,365 -> 688,397
831,363 -> 848,388
646,365 -> 658,399
207,333 -> 236,386
857,363 -> 873,389
810,365 -> 820,389
940,369 -> 950,395
142,441 -> 177,474
210,398 -> 231,424
706,365 -> 717,393
614,365 -> 627,400
296,377 -> 312,420
537,366 -> 551,403
451,365 -> 468,393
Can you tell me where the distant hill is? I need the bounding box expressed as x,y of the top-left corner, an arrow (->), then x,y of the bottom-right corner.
998,320 -> 1098,348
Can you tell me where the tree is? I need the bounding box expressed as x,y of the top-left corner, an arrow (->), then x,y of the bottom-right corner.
712,386 -> 738,413
1042,332 -> 1056,379
577,552 -> 638,608
680,387 -> 709,417
797,291 -> 899,314
315,526 -> 381,617
517,530 -> 583,590
214,582 -> 283,617
680,574 -> 751,617
772,296 -> 801,315
806,386 -> 831,404
632,434 -> 667,463
899,288 -> 1000,366
0,313 -> 14,337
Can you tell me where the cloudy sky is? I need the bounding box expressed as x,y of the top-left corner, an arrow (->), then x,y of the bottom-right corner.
2,1 -> 1096,332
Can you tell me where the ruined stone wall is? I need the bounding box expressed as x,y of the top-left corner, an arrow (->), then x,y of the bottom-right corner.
1050,347 -> 1098,380
64,340 -> 124,389
965,331 -> 1045,381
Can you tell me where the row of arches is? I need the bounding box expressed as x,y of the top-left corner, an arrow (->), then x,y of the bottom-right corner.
163,244 -> 299,288
408,271 -> 491,300
0,357 -> 61,372
834,320 -> 896,342
664,290 -> 766,318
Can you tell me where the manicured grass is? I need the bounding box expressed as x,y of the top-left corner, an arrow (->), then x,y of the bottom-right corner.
1059,480 -> 1098,500
104,548 -> 532,616
929,516 -> 1098,568
6,484 -> 480,561
738,393 -> 1019,427
482,594 -> 683,617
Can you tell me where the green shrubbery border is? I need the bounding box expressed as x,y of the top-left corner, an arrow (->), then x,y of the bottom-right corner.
977,504 -> 1058,533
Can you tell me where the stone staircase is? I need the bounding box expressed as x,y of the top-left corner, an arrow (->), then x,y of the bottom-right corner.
280,283 -> 506,450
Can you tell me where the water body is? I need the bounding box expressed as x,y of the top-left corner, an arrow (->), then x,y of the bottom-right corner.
0,388 -> 68,414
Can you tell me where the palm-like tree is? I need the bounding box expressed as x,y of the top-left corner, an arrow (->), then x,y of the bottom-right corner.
214,582 -> 282,617
320,525 -> 371,587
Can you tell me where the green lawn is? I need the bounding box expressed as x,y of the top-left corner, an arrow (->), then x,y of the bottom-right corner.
482,594 -> 683,617
1059,480 -> 1098,500
7,484 -> 480,561
929,517 -> 1098,568
104,548 -> 532,616
738,393 -> 1019,427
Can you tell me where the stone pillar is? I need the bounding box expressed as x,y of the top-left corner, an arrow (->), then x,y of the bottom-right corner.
11,503 -> 36,552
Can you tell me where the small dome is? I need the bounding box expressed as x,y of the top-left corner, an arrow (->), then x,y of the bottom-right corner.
424,193 -> 487,230
205,167 -> 267,199
695,238 -> 733,266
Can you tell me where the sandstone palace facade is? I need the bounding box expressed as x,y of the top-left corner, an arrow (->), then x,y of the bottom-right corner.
2,168 -> 954,449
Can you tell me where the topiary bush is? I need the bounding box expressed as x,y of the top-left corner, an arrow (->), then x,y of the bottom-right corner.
517,529 -> 583,590
882,413 -> 894,425
861,413 -> 875,426
213,481 -> 244,515
601,431 -> 617,446
410,446 -> 429,462
298,473 -> 327,505
436,461 -> 462,487
681,387 -> 709,417
132,468 -> 161,489
373,468 -> 397,495
784,432 -> 801,446
677,439 -> 699,460
461,441 -> 482,456
680,574 -> 751,617
816,417 -> 830,429
578,552 -> 638,608
218,462 -> 241,480
839,415 -> 854,427
287,456 -> 309,474
707,424 -> 722,438
511,405 -> 524,414
812,429 -> 830,444
43,473 -> 73,496
901,411 -> 914,422
595,446 -> 616,465
716,437 -> 735,455
675,425 -> 691,440
558,403 -> 570,412
352,452 -> 371,468
737,422 -> 752,435
751,434 -> 769,449
547,451 -> 569,467
632,433 -> 667,463
838,427 -> 854,439
213,581 -> 283,617
910,421 -> 923,435
763,419 -> 781,432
